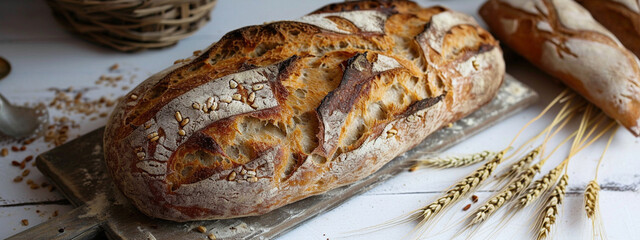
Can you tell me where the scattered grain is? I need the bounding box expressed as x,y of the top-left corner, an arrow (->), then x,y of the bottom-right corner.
180,118 -> 190,127
175,111 -> 183,122
13,176 -> 23,182
21,219 -> 28,226
195,226 -> 207,233
463,204 -> 471,211
23,138 -> 35,145
1,148 -> 8,157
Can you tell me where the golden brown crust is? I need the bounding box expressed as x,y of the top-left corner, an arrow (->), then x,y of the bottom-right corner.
480,0 -> 640,136
104,0 -> 504,221
577,0 -> 640,57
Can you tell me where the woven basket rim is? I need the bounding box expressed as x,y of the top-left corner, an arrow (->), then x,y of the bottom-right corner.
47,0 -> 217,51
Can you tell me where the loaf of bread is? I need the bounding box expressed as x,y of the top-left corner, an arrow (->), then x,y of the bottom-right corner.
104,0 -> 505,221
577,0 -> 640,57
480,0 -> 640,136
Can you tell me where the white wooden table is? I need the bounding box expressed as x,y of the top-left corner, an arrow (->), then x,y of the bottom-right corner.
1,1 -> 639,239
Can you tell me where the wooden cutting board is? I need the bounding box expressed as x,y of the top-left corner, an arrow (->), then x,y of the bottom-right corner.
8,74 -> 537,240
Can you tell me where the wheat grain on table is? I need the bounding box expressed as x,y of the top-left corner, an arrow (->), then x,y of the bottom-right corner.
0,0 -> 639,240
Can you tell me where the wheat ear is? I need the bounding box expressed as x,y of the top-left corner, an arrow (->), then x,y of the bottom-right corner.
411,151 -> 505,236
471,163 -> 541,224
498,147 -> 540,180
584,180 -> 599,218
517,162 -> 564,208
410,150 -> 493,170
536,174 -> 568,240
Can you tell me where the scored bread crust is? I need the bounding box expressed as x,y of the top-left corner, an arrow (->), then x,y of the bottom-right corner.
480,0 -> 640,136
104,0 -> 505,221
576,0 -> 640,58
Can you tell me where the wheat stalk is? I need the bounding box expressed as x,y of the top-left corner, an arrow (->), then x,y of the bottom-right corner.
536,174 -> 568,240
410,150 -> 493,170
584,180 -> 599,219
517,163 -> 564,208
411,151 -> 505,236
471,163 -> 541,224
498,147 -> 540,180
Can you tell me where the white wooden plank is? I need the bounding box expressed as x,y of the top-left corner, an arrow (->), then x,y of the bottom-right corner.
279,191 -> 640,240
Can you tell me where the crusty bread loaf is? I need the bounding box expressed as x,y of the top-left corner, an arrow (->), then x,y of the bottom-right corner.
577,0 -> 640,57
104,0 -> 505,221
480,0 -> 640,136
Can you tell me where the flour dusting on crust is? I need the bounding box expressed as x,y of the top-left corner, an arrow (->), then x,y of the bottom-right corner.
551,0 -> 621,42
542,38 -> 640,115
610,0 -> 640,13
423,11 -> 478,54
500,0 -> 548,14
296,10 -> 388,34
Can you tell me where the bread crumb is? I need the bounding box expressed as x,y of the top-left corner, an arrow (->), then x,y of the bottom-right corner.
109,64 -> 119,71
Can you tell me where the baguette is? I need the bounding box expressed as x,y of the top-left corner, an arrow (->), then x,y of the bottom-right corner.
480,0 -> 640,136
104,0 -> 505,221
577,0 -> 640,57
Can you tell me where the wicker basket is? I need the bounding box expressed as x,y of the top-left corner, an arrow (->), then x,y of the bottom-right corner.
46,0 -> 218,52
